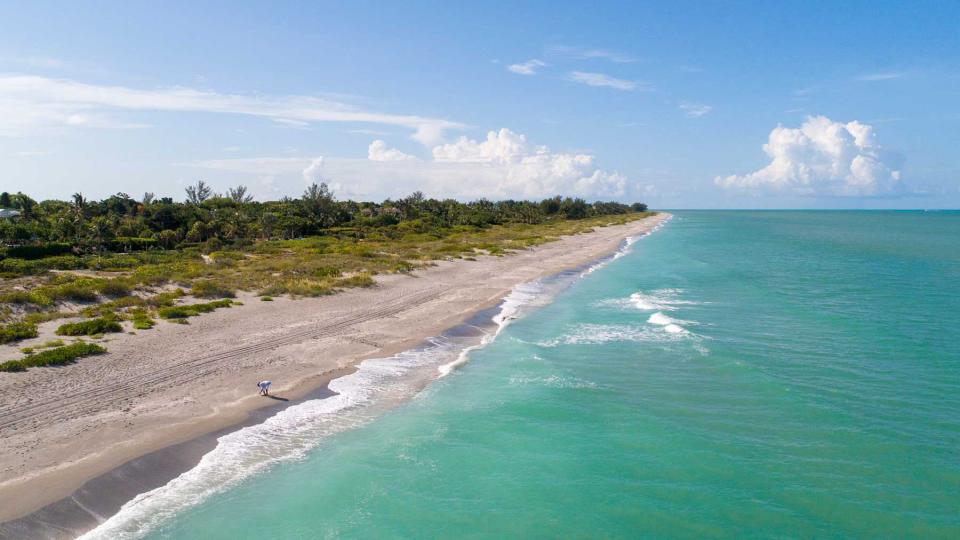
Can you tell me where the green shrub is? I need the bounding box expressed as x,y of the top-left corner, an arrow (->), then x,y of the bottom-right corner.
0,360 -> 26,372
39,339 -> 65,349
98,279 -> 132,298
5,342 -> 107,371
260,296 -> 274,301
6,243 -> 73,259
0,290 -> 53,307
190,280 -> 235,298
132,315 -> 155,329
0,321 -> 39,344
55,317 -> 123,336
20,347 -> 34,354
158,299 -> 233,319
337,273 -> 375,288
50,282 -> 99,303
313,266 -> 342,278
107,237 -> 157,252
144,289 -> 185,308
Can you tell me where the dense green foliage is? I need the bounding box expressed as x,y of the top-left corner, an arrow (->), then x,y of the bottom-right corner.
0,342 -> 107,372
158,299 -> 234,319
55,316 -> 123,336
0,321 -> 38,344
0,184 -> 645,258
0,185 -> 650,371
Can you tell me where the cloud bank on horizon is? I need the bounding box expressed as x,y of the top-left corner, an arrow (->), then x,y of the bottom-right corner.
194,128 -> 632,201
716,116 -> 903,197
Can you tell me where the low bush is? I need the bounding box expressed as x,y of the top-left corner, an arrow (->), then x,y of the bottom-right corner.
190,280 -> 235,299
0,290 -> 53,307
158,299 -> 233,319
0,359 -> 26,372
98,279 -> 132,298
260,296 -> 273,301
0,342 -> 107,371
0,321 -> 38,344
49,282 -> 99,303
144,289 -> 185,308
132,315 -> 155,329
55,317 -> 123,336
337,273 -> 375,288
6,243 -> 73,259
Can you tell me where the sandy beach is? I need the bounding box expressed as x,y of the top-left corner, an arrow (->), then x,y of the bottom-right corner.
0,213 -> 667,534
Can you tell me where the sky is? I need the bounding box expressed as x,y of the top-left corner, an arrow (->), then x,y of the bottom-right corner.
0,0 -> 958,208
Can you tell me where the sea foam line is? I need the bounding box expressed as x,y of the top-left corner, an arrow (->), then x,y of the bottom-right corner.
580,214 -> 671,277
80,338 -> 458,540
82,218 -> 671,539
82,283 -> 550,539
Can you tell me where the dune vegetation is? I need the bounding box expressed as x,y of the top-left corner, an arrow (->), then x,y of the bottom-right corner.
0,183 -> 651,368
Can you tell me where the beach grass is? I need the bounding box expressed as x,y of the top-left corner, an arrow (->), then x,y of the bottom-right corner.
0,342 -> 107,372
0,212 -> 653,347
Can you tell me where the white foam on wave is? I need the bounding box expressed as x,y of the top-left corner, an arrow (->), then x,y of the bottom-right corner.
86,279 -> 556,539
537,323 -> 693,347
646,312 -> 691,334
580,214 -> 672,277
598,288 -> 701,312
79,340 -> 456,540
437,280 -> 548,377
83,218 -> 675,538
508,373 -> 599,390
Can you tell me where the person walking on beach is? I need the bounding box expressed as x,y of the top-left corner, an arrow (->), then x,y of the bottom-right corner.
257,380 -> 272,396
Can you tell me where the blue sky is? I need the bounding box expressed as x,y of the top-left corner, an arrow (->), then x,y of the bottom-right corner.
0,0 -> 957,208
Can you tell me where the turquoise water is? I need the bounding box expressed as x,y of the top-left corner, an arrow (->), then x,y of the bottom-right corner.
113,212 -> 960,538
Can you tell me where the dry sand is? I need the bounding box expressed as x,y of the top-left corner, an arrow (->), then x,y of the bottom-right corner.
0,213 -> 668,526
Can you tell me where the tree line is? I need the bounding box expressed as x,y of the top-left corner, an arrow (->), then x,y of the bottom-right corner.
0,182 -> 648,253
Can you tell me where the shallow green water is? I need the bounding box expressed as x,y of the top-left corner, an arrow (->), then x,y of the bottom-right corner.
104,211 -> 960,538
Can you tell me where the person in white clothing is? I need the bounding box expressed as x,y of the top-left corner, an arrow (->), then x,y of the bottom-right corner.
257,380 -> 272,396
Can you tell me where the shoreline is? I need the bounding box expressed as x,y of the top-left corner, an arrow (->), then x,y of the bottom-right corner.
0,213 -> 669,538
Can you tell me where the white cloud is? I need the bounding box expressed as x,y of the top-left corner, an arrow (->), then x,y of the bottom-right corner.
679,102 -> 712,118
507,59 -> 547,75
190,128 -> 635,201
549,46 -> 636,64
302,157 -> 324,184
431,128 -> 627,198
856,71 -> 906,81
367,140 -> 416,161
0,74 -> 463,144
715,115 -> 903,196
567,71 -> 638,91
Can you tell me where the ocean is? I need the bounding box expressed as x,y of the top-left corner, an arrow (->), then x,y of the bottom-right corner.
85,211 -> 960,539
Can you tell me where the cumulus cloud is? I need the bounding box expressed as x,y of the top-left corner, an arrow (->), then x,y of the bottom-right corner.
715,116 -> 903,196
367,140 -> 416,161
0,75 -> 463,144
302,157 -> 324,184
191,128 -> 635,201
433,128 -> 627,198
567,71 -> 638,91
507,59 -> 547,75
679,102 -> 712,118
